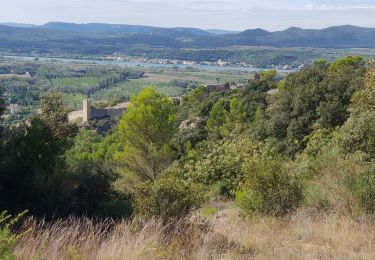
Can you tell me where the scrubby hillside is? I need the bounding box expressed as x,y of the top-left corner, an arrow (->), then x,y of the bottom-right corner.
1,57 -> 375,259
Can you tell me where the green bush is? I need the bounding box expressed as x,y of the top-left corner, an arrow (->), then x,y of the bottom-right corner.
236,159 -> 303,216
302,183 -> 331,212
0,226 -> 15,259
338,66 -> 375,158
0,211 -> 27,260
349,168 -> 375,213
266,58 -> 365,156
358,173 -> 375,213
183,137 -> 275,197
133,170 -> 207,221
297,142 -> 372,214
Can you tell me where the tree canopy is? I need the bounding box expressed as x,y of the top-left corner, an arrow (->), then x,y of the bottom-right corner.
117,88 -> 177,181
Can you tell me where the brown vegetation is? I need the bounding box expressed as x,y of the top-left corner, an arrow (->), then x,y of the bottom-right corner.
13,203 -> 375,260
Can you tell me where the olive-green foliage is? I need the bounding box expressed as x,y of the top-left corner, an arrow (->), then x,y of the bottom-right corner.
67,129 -> 124,164
244,74 -> 277,93
267,57 -> 365,156
170,125 -> 207,160
64,129 -> 132,218
299,143 -> 372,214
0,211 -> 27,260
206,100 -> 227,139
295,125 -> 375,215
302,128 -> 337,159
215,76 -> 273,141
3,57 -> 375,222
133,169 -> 206,221
39,92 -> 78,151
0,214 -> 16,260
339,65 -> 375,157
0,93 -> 77,216
65,129 -> 104,166
225,98 -> 247,131
236,158 -> 303,216
328,56 -> 364,72
182,137 -> 275,196
326,64 -> 375,213
260,69 -> 277,81
180,86 -> 230,119
117,88 -> 177,181
348,165 -> 375,213
206,98 -> 246,139
0,93 -> 126,218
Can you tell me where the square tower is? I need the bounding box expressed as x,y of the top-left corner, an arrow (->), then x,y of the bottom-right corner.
83,98 -> 92,122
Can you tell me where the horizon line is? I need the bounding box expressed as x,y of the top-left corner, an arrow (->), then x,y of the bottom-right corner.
1,21 -> 375,33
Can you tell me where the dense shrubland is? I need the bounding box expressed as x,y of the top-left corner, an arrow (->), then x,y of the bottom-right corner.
1,56 -> 375,258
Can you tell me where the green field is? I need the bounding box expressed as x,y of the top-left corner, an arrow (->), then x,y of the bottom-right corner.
0,57 -> 260,121
52,76 -> 103,93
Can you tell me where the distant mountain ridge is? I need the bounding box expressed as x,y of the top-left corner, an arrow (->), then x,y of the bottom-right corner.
0,22 -> 375,52
205,29 -> 239,35
0,22 -> 239,36
42,22 -> 213,37
0,22 -> 37,28
203,25 -> 375,48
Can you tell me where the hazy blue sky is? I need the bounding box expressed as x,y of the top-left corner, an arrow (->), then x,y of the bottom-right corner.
1,0 -> 375,30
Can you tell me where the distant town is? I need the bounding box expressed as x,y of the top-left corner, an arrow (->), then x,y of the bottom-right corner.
102,55 -> 303,70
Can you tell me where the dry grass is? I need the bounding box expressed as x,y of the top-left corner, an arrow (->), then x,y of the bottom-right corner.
13,204 -> 375,260
209,204 -> 375,259
15,218 -> 166,260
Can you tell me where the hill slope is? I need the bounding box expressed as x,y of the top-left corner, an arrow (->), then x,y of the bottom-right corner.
1,23 -> 375,54
42,22 -> 213,37
194,25 -> 375,48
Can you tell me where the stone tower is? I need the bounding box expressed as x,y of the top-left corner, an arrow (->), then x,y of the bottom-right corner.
83,98 -> 92,122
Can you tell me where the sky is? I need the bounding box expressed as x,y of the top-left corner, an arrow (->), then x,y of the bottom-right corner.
1,0 -> 375,31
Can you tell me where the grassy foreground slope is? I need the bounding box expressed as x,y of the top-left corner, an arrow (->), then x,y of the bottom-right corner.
12,203 -> 375,259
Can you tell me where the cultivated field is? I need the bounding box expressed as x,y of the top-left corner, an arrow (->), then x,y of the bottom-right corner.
141,68 -> 252,85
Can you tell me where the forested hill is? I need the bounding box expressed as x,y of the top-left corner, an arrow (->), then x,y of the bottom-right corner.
191,25 -> 375,48
1,23 -> 375,52
227,25 -> 375,48
42,22 -> 213,37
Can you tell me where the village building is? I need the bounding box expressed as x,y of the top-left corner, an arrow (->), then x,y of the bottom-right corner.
205,84 -> 231,92
69,98 -> 129,122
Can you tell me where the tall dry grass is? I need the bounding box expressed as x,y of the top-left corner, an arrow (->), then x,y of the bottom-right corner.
209,204 -> 375,259
13,204 -> 375,260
